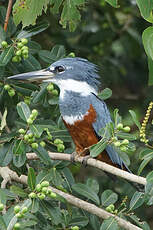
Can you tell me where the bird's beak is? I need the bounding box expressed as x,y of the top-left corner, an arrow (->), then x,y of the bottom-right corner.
8,68 -> 55,82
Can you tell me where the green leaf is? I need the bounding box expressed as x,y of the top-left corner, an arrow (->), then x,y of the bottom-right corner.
0,216 -> 7,230
49,168 -> 63,187
22,54 -> 41,71
50,45 -> 66,61
13,0 -> 50,28
136,0 -> 153,22
101,190 -> 118,207
13,141 -> 26,167
86,178 -> 99,194
105,0 -> 120,8
0,25 -> 6,48
32,86 -> 47,104
35,145 -> 52,165
90,215 -> 101,230
69,216 -> 89,227
17,21 -> 49,38
148,57 -> 153,86
0,46 -> 14,66
145,171 -> 153,195
0,189 -> 7,204
113,108 -> 122,127
30,124 -> 44,138
39,50 -> 55,63
17,101 -> 31,121
100,217 -> 119,230
129,110 -> 141,130
117,132 -> 137,140
138,153 -> 153,175
90,139 -> 107,157
10,185 -> 27,198
28,168 -> 36,191
50,0 -> 63,14
30,198 -> 39,213
0,143 -> 13,166
129,191 -> 145,210
98,88 -> 112,100
72,183 -> 100,205
142,27 -> 153,60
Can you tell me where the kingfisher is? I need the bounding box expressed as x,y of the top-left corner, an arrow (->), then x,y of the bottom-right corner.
9,57 -> 129,171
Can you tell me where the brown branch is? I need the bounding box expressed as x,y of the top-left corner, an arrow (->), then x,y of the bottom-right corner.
4,0 -> 13,32
0,166 -> 142,230
26,152 -> 146,186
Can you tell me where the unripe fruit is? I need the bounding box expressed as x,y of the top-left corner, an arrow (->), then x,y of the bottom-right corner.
22,49 -> 28,55
17,42 -> 23,49
71,226 -> 79,230
50,192 -> 57,198
16,213 -> 24,218
4,84 -> 11,90
14,205 -> 21,214
12,56 -> 19,62
41,181 -> 49,187
8,89 -> 15,97
106,206 -> 112,212
21,38 -> 28,45
0,203 -> 4,211
57,144 -> 65,152
117,123 -> 123,130
27,118 -> 33,124
52,89 -> 58,96
36,184 -> 42,192
29,192 -> 36,199
123,126 -> 131,132
21,206 -> 28,214
1,41 -> 8,48
23,54 -> 28,59
47,84 -> 54,91
114,209 -> 118,214
24,134 -> 29,141
120,146 -> 127,152
42,187 -> 48,194
40,141 -> 46,147
31,143 -> 38,149
54,138 -> 63,145
13,223 -> 20,230
18,128 -> 26,134
16,50 -> 22,56
37,193 -> 45,200
32,109 -> 38,116
21,46 -> 28,51
114,141 -> 121,147
28,133 -> 33,138
68,52 -> 75,58
47,134 -> 52,140
109,204 -> 115,211
122,139 -> 129,145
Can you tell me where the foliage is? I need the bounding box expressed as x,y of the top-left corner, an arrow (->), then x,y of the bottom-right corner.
0,0 -> 153,229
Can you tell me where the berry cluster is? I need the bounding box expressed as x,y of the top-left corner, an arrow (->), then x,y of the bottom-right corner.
13,205 -> 28,229
105,204 -> 118,214
0,203 -> 4,212
116,123 -> 130,133
54,138 -> 65,152
47,83 -> 58,96
113,138 -> 129,152
4,84 -> 15,97
29,181 -> 57,200
71,226 -> 79,230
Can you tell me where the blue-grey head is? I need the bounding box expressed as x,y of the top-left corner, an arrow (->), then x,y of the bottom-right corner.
8,57 -> 100,95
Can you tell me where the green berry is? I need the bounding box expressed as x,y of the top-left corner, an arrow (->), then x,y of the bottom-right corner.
21,46 -> 28,51
8,89 -> 15,97
17,42 -> 23,49
18,128 -> 26,134
21,38 -> 28,45
27,118 -> 33,124
52,89 -> 58,96
106,206 -> 112,212
12,56 -> 19,62
120,146 -> 127,152
121,139 -> 129,145
48,188 -> 52,194
57,143 -> 65,152
32,109 -> 38,116
21,206 -> 28,214
109,204 -> 115,211
123,126 -> 131,132
24,134 -> 29,141
36,184 -> 42,192
4,84 -> 11,90
22,49 -> 28,55
29,192 -> 36,199
68,52 -> 75,57
1,41 -> 8,48
14,205 -> 21,214
54,138 -> 63,145
114,141 -> 121,147
114,209 -> 118,214
47,84 -> 54,91
16,50 -> 22,56
71,226 -> 79,230
41,181 -> 49,187
16,213 -> 24,218
0,203 -> 4,211
40,141 -> 46,147
50,192 -> 57,198
42,187 -> 48,194
117,123 -> 123,130
37,193 -> 45,200
13,223 -> 20,230
28,133 -> 33,138
23,54 -> 29,59
31,143 -> 38,149
47,134 -> 52,140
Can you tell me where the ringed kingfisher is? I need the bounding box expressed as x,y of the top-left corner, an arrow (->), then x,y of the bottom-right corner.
9,58 -> 131,171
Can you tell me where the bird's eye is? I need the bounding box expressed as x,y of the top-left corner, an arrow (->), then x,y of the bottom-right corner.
55,66 -> 65,73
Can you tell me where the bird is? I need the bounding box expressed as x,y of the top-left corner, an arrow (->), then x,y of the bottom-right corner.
8,57 -> 129,170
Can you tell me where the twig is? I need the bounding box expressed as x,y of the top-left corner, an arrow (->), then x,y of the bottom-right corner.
0,111 -> 11,134
4,0 -> 13,32
26,152 -> 146,186
0,166 -> 142,230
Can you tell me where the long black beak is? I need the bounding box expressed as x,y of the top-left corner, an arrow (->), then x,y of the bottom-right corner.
8,68 -> 55,82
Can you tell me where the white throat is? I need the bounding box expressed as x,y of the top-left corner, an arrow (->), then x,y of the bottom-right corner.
51,79 -> 97,100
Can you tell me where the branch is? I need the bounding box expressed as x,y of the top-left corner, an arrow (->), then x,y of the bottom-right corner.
26,152 -> 146,186
0,166 -> 142,230
4,0 -> 13,32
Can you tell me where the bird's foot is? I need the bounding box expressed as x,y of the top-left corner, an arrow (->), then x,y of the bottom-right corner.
81,155 -> 92,167
70,152 -> 77,163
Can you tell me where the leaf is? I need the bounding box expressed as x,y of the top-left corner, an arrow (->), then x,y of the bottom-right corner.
142,27 -> 153,60
0,189 -> 7,204
69,216 -> 89,227
101,190 -> 118,207
0,25 -> 6,48
86,178 -> 99,194
22,54 -> 41,71
72,183 -> 100,205
98,88 -> 112,100
90,139 -> 107,157
136,0 -> 153,22
0,46 -> 14,66
100,217 -> 119,230
148,57 -> 153,86
28,168 -> 36,191
0,143 -> 13,166
129,191 -> 145,210
35,145 -> 52,165
113,108 -> 122,127
138,153 -> 153,175
50,45 -> 66,61
13,0 -> 50,28
32,86 -> 47,104
145,171 -> 153,195
117,132 -> 137,140
30,124 -> 44,138
129,110 -> 141,130
10,185 -> 27,198
90,215 -> 101,230
0,108 -> 7,131
39,50 -> 55,63
30,198 -> 39,213
17,101 -> 31,121
0,216 -> 7,230
17,21 -> 49,38
50,0 -> 63,14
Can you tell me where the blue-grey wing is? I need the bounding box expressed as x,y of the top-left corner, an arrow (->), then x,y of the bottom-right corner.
90,93 -> 126,169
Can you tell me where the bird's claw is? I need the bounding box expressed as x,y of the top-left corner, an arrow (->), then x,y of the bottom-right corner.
70,152 -> 77,163
81,155 -> 91,167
